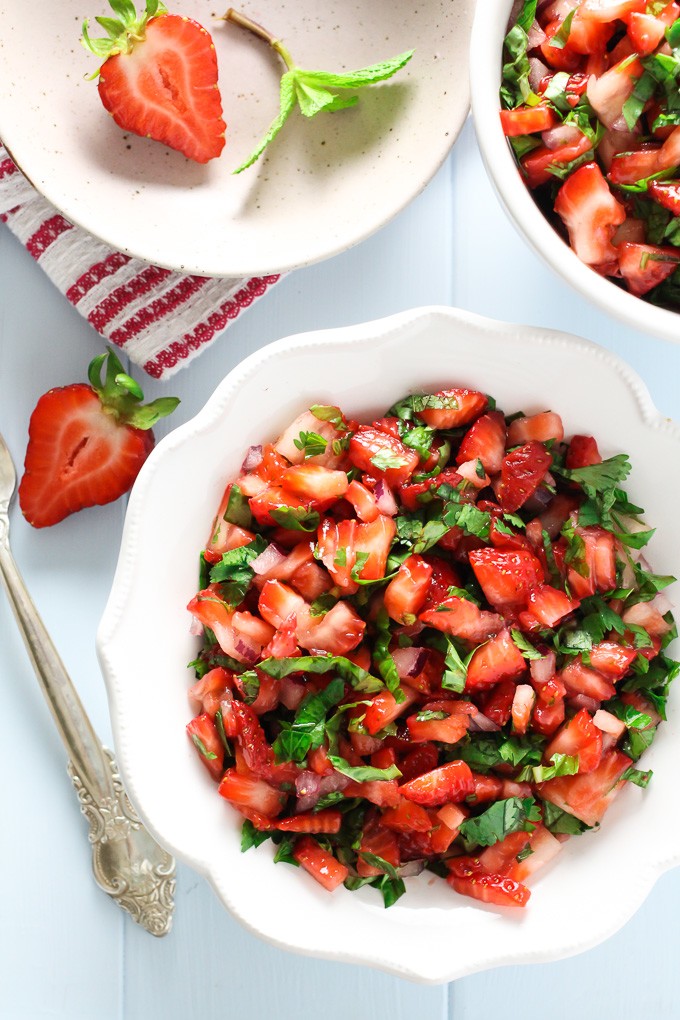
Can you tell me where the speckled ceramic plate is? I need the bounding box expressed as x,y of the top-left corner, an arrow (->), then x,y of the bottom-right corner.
0,0 -> 474,277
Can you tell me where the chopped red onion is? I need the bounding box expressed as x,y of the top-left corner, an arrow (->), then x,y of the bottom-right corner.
542,123 -> 583,151
374,479 -> 398,516
251,542 -> 288,575
568,694 -> 600,714
279,677 -> 306,711
529,57 -> 549,91
530,650 -> 556,685
397,860 -> 426,878
241,444 -> 263,472
189,615 -> 204,637
527,21 -> 547,49
650,591 -> 674,616
295,771 -> 349,812
233,636 -> 259,664
391,645 -> 428,678
468,709 -> 500,733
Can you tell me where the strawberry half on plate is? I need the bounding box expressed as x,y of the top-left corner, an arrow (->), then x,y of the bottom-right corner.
82,0 -> 227,163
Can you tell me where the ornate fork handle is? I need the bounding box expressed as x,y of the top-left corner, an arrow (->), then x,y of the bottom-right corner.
0,532 -> 175,936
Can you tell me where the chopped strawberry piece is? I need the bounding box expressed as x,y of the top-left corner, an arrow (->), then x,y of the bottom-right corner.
566,525 -> 617,598
399,760 -> 475,806
539,749 -> 632,826
506,411 -> 564,446
626,11 -> 666,54
381,798 -> 433,833
507,825 -> 562,883
521,133 -> 592,189
648,179 -> 680,216
279,464 -> 349,502
416,388 -> 488,429
554,162 -> 626,266
218,769 -> 287,818
500,105 -> 558,136
588,640 -> 637,679
545,707 -> 603,773
345,479 -> 380,522
559,658 -> 617,702
469,547 -> 544,613
565,434 -> 602,469
524,584 -> 580,628
498,441 -> 553,512
356,815 -> 401,876
420,595 -> 503,644
466,628 -> 527,689
363,687 -> 419,735
618,243 -> 680,297
406,700 -> 474,744
349,426 -> 419,486
456,410 -> 507,475
397,742 -> 440,782
447,870 -> 531,908
276,810 -> 342,834
186,713 -> 225,781
384,554 -> 433,624
478,679 -> 516,727
479,830 -> 532,877
293,837 -> 349,891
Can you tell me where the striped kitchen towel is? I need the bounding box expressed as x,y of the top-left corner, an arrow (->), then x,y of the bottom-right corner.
0,144 -> 280,380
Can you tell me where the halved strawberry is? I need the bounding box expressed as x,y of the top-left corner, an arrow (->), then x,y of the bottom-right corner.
497,441 -> 553,512
545,707 -> 603,773
83,2 -> 226,163
554,162 -> 625,266
399,760 -> 474,806
18,348 -> 178,527
456,410 -> 506,475
469,547 -> 544,613
416,388 -> 487,429
466,628 -> 527,689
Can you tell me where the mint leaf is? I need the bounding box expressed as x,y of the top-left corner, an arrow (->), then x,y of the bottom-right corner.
234,71 -> 296,173
300,51 -> 414,89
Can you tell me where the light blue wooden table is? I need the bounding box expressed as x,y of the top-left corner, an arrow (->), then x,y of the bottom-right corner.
1,118 -> 680,1020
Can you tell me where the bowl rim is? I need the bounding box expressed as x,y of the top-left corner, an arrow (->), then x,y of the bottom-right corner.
97,305 -> 680,983
469,1 -> 680,346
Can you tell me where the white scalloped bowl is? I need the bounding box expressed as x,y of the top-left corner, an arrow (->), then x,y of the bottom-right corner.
470,1 -> 680,346
97,306 -> 680,983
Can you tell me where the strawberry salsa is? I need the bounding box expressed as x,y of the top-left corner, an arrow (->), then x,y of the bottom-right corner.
501,0 -> 680,305
186,387 -> 677,909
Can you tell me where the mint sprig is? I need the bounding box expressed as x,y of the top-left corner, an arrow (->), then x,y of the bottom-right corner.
223,8 -> 414,173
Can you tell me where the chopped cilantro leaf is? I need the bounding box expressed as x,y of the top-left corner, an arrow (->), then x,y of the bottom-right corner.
270,506 -> 320,531
293,430 -> 328,458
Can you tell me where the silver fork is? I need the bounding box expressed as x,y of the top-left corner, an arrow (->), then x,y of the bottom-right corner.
0,431 -> 175,936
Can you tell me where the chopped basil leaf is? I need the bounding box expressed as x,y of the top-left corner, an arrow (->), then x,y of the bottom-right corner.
622,766 -> 653,788
373,608 -> 405,702
257,655 -> 384,693
328,755 -> 402,782
371,449 -> 409,472
273,836 -> 299,866
548,8 -> 575,48
458,797 -> 540,850
209,535 -> 268,606
272,676 -> 347,762
518,752 -> 579,783
190,733 -> 218,760
241,819 -> 271,851
238,669 -> 261,705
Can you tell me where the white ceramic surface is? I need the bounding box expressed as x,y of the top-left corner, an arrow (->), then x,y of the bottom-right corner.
97,305 -> 680,984
0,0 -> 473,278
470,2 -> 680,347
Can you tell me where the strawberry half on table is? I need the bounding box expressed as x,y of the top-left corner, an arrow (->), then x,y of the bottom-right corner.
18,349 -> 179,528
82,0 -> 226,163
